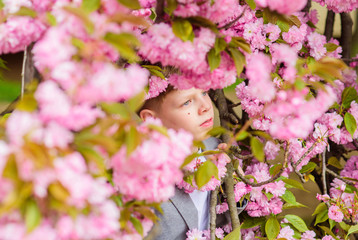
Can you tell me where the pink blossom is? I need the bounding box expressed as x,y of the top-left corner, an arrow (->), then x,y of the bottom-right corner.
256,0 -> 307,15
246,53 -> 276,102
307,32 -> 327,60
264,141 -> 280,160
322,236 -> 335,240
186,228 -> 207,240
234,182 -> 252,201
277,226 -> 295,240
112,118 -> 193,202
216,202 -> 229,214
301,230 -> 316,240
313,0 -> 358,13
328,205 -> 344,222
146,76 -> 169,100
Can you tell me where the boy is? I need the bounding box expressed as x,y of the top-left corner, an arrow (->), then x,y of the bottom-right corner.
140,77 -> 247,239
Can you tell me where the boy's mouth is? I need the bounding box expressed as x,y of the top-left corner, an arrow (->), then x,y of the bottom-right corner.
200,118 -> 213,127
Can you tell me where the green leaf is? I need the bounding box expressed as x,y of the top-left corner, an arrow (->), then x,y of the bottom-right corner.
128,91 -> 145,112
327,157 -> 342,169
277,19 -> 290,32
195,160 -> 219,189
319,226 -> 339,240
172,19 -> 193,41
344,112 -> 357,138
130,216 -> 144,236
282,178 -> 307,191
269,164 -> 282,176
315,208 -> 328,225
299,162 -> 317,174
116,0 -> 141,9
147,124 -> 169,137
82,0 -> 101,12
25,199 -> 42,232
241,216 -> 266,229
14,6 -> 37,18
2,155 -> 18,180
0,0 -> 4,9
230,37 -> 252,53
236,131 -> 249,141
207,48 -> 221,71
223,225 -> 242,240
265,215 -> 280,240
341,87 -> 358,109
294,78 -> 306,90
245,0 -> 256,10
251,131 -> 274,141
344,184 -> 358,194
16,94 -> 38,112
324,43 -> 339,52
285,214 -> 309,232
63,6 -> 94,33
283,202 -> 307,210
126,126 -> 141,156
281,190 -> 297,205
214,37 -> 227,55
207,126 -> 227,137
103,32 -> 140,62
46,12 -> 57,26
346,224 -> 358,240
313,202 -> 327,216
187,16 -> 218,33
165,0 -> 178,15
100,102 -> 130,119
264,192 -> 274,201
227,47 -> 246,76
0,80 -> 20,102
250,137 -> 264,162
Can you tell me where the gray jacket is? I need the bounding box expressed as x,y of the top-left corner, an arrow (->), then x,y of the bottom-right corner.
149,138 -> 247,240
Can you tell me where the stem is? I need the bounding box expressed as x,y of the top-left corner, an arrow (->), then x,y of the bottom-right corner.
321,148 -> 328,195
326,168 -> 356,186
210,187 -> 219,240
340,12 -> 353,61
302,0 -> 311,13
324,10 -> 335,41
21,48 -> 28,99
218,6 -> 247,30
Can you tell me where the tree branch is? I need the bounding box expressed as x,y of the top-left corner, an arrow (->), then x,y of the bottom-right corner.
218,6 -> 247,30
340,12 -> 353,62
210,187 -> 219,240
324,10 -> 335,41
155,0 -> 165,23
321,148 -> 328,195
326,168 -> 357,186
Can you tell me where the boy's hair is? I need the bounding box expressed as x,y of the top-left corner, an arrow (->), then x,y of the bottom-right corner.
140,84 -> 175,112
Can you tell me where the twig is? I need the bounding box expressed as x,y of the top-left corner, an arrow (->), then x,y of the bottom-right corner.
218,6 -> 247,30
210,187 -> 219,240
324,10 -> 335,41
302,0 -> 311,13
341,58 -> 358,63
326,168 -> 357,186
234,142 -> 289,187
292,140 -> 319,169
321,148 -> 328,195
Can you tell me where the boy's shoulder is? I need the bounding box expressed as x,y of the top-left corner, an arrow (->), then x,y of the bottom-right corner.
203,137 -> 220,151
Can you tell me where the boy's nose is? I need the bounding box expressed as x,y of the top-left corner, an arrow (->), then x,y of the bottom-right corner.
198,98 -> 211,115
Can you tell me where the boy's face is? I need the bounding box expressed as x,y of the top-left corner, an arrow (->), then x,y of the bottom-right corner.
155,88 -> 214,141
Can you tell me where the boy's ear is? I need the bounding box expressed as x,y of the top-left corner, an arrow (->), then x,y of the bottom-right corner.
139,109 -> 156,121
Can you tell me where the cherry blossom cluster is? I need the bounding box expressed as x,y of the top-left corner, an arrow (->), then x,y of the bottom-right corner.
313,0 -> 358,13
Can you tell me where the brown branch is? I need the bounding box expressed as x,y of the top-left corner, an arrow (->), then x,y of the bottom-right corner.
324,10 -> 335,41
155,0 -> 165,23
340,12 -> 353,62
302,0 -> 311,13
210,187 -> 219,240
292,141 -> 318,169
341,58 -> 358,63
224,163 -> 241,236
234,142 -> 289,187
230,146 -> 253,160
326,168 -> 357,186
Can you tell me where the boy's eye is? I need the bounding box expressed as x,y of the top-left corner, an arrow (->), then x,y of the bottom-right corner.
183,100 -> 191,106
202,91 -> 208,96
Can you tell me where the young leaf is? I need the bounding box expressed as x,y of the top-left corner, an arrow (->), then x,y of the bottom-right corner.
195,160 -> 219,189
117,0 -> 141,9
282,178 -> 307,191
130,216 -> 144,236
166,0 -> 178,15
223,225 -> 242,240
214,37 -> 227,55
250,137 -> 264,162
285,214 -> 309,232
324,43 -> 339,52
315,208 -> 328,225
299,162 -> 317,174
103,32 -> 140,62
25,199 -> 42,232
347,224 -> 358,240
236,131 -> 249,141
269,164 -> 282,176
82,0 -> 101,12
241,216 -> 266,229
327,157 -> 342,169
227,47 -> 246,76
245,0 -> 256,10
207,48 -> 221,71
265,215 -> 280,240
341,87 -> 358,109
172,19 -> 193,42
344,112 -> 357,138
281,190 -> 297,205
